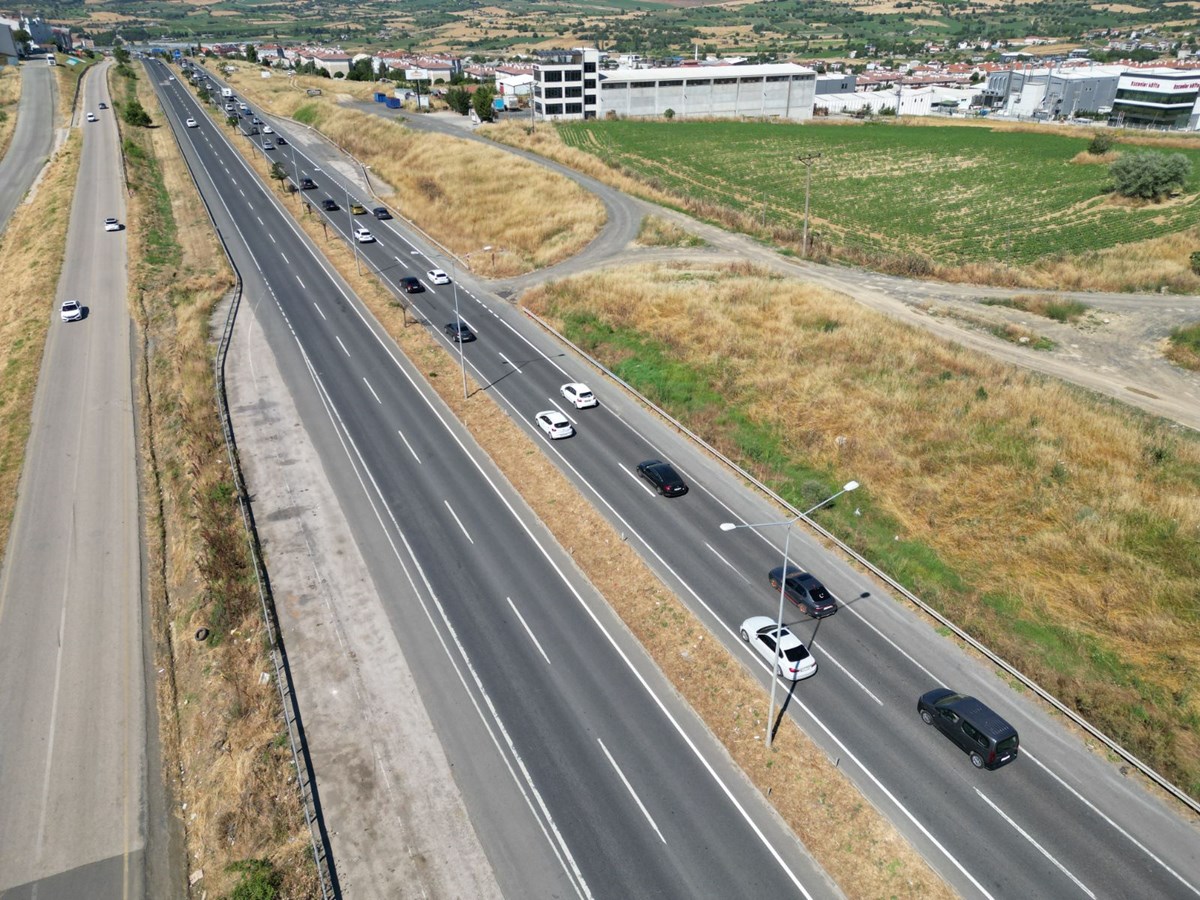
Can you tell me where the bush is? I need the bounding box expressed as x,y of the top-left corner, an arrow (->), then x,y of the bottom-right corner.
1191,251 -> 1200,275
122,97 -> 152,127
663,108 -> 675,120
444,86 -> 471,115
1110,151 -> 1192,201
225,859 -> 280,900
1087,132 -> 1112,155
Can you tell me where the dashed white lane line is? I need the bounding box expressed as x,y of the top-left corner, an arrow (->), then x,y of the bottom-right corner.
547,398 -> 575,423
498,352 -> 521,373
597,739 -> 666,845
313,302 -> 325,321
624,465 -> 656,496
296,275 -> 306,289
396,429 -> 421,464
703,543 -> 753,586
974,789 -> 1094,898
819,650 -> 882,705
269,233 -> 276,244
281,252 -> 289,265
335,336 -> 350,357
506,597 -> 550,665
362,377 -> 381,405
443,500 -> 473,545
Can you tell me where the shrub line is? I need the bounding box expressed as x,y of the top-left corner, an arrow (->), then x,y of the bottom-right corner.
522,305 -> 1200,818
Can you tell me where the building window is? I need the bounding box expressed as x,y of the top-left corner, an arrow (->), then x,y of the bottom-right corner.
546,103 -> 563,115
566,103 -> 582,114
584,62 -> 596,73
765,75 -> 789,82
544,86 -> 562,99
1115,88 -> 1197,106
688,80 -> 713,88
585,79 -> 595,90
602,82 -> 626,90
544,70 -> 562,83
565,70 -> 582,81
565,85 -> 582,98
714,78 -> 737,85
659,80 -> 683,87
631,81 -> 655,89
585,94 -> 595,106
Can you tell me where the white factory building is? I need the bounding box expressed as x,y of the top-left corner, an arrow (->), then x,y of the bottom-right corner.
534,48 -> 816,122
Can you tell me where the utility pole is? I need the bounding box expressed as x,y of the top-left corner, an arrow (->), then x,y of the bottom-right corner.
797,153 -> 821,258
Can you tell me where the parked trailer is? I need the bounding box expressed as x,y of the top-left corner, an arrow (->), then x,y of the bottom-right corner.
385,97 -> 402,109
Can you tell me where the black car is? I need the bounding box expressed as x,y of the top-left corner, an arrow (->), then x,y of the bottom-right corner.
98,101 -> 108,109
373,206 -> 392,220
275,136 -> 288,146
400,276 -> 424,293
636,459 -> 688,497
768,564 -> 836,618
444,321 -> 475,342
249,126 -> 259,135
300,177 -> 315,190
918,688 -> 1019,770
321,198 -> 338,211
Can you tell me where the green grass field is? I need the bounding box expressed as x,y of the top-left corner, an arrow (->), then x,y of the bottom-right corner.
558,120 -> 1200,267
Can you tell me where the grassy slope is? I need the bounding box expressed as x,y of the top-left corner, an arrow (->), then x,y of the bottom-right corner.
558,118 -> 1200,291
522,262 -> 1200,799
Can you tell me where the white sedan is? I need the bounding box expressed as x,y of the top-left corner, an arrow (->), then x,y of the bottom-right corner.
426,269 -> 451,285
185,117 -> 197,128
262,124 -> 274,134
560,382 -> 597,409
104,217 -> 120,232
535,410 -> 574,440
740,616 -> 817,681
353,226 -> 375,243
86,112 -> 97,122
60,300 -> 83,322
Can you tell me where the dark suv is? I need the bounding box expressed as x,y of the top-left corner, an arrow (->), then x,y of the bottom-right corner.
300,177 -> 315,190
768,565 -> 836,618
918,688 -> 1019,770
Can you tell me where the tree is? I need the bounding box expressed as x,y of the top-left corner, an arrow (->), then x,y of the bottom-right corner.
269,162 -> 287,187
1110,152 -> 1192,201
346,57 -> 374,82
244,44 -> 258,63
13,28 -> 31,55
122,97 -> 152,127
471,84 -> 496,121
445,86 -> 471,115
1087,133 -> 1112,155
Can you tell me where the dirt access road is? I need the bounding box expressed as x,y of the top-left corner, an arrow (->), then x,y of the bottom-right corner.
381,105 -> 1200,433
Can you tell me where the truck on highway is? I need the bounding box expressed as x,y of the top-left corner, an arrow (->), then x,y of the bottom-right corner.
221,87 -> 233,98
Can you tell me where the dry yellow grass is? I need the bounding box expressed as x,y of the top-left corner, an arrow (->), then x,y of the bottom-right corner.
228,142 -> 952,896
216,61 -> 605,276
521,261 -> 1200,794
0,66 -> 20,161
123,66 -> 318,897
0,133 -> 81,569
636,214 -> 707,247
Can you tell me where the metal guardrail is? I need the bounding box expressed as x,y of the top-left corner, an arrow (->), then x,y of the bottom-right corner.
147,62 -> 339,897
522,306 -> 1200,818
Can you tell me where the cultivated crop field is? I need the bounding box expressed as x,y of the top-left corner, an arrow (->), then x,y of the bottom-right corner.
558,119 -> 1200,270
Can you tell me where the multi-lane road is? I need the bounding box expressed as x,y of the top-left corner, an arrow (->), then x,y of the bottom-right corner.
0,62 -> 174,899
156,59 -> 1200,898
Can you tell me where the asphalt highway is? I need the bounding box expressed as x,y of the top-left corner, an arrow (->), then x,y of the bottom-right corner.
0,63 -> 56,233
0,62 -> 163,899
198,71 -> 1200,899
150,61 -> 834,899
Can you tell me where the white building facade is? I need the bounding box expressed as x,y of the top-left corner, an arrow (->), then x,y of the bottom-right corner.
1112,70 -> 1200,129
534,49 -> 815,122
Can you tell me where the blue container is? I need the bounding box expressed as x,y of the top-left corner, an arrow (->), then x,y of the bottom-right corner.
385,97 -> 401,109
373,92 -> 387,103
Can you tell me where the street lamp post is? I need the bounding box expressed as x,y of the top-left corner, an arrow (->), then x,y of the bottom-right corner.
345,187 -> 361,275
720,480 -> 858,748
450,256 -> 467,399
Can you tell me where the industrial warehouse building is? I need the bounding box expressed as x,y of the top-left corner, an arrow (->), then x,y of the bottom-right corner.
534,48 -> 816,121
1111,70 -> 1200,129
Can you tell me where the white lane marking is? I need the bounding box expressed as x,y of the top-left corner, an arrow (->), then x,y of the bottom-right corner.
238,188 -> 245,197
362,377 -> 381,404
704,543 -> 753,586
498,352 -> 521,373
444,500 -> 474,545
396,429 -> 421,464
598,739 -> 666,845
547,398 -> 576,424
335,336 -> 350,357
974,789 -> 1095,898
313,302 -> 326,321
506,597 -> 550,665
281,252 -> 289,265
818,649 -> 882,705
1022,750 -> 1200,898
33,600 -> 70,858
257,216 -> 264,226
269,233 -> 276,244
296,275 -> 306,289
624,465 -> 656,496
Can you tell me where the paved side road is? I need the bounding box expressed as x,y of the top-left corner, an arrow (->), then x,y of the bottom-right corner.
0,63 -> 57,234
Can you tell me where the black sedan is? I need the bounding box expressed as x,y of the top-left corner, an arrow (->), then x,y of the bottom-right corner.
276,136 -> 288,146
636,459 -> 688,497
300,177 -> 315,190
321,198 -> 338,211
444,321 -> 474,342
400,276 -> 424,293
373,206 -> 392,220
767,564 -> 837,618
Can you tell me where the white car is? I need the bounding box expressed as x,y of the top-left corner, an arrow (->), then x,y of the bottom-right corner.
60,300 -> 83,322
560,382 -> 597,409
185,117 -> 197,128
353,226 -> 375,243
104,217 -> 120,232
740,616 -> 817,681
262,139 -> 275,150
86,112 -> 97,122
535,410 -> 574,440
262,124 -> 274,134
426,269 -> 450,285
